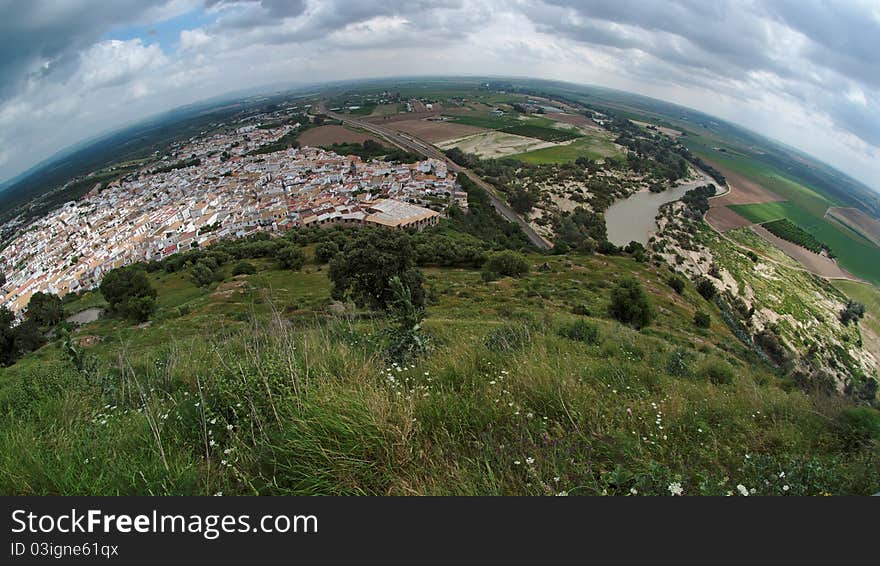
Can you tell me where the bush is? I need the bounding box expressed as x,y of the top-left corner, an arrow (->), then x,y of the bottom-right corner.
700,358 -> 734,385
232,261 -> 256,275
25,292 -> 64,327
694,310 -> 711,328
571,304 -> 592,316
99,266 -> 157,322
557,320 -> 600,344
329,229 -> 425,311
122,296 -> 157,323
485,324 -> 531,353
481,270 -> 499,283
191,260 -> 222,287
840,300 -> 865,326
668,276 -> 685,294
837,407 -> 880,451
315,241 -> 340,264
696,277 -> 717,300
608,278 -> 653,329
277,245 -> 306,271
484,251 -> 529,278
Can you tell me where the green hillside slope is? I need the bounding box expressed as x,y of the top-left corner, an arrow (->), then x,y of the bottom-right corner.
1,229 -> 877,496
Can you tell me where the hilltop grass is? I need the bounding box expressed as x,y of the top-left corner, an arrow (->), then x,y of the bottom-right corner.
1,252 -> 877,496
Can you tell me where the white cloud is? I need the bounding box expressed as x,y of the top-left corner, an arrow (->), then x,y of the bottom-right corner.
0,0 -> 878,193
77,39 -> 168,90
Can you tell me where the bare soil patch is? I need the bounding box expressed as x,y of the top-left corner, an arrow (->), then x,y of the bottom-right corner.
298,125 -> 385,147
384,119 -> 486,142
706,206 -> 753,232
826,207 -> 880,247
711,163 -> 784,205
548,113 -> 603,130
436,130 -> 557,159
751,225 -> 853,279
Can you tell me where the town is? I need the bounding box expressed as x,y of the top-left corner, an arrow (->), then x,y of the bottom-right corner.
0,123 -> 466,313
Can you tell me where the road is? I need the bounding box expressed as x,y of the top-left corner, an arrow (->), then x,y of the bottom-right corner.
319,105 -> 554,250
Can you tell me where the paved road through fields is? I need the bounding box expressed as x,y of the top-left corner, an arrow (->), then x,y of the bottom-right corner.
319,105 -> 554,250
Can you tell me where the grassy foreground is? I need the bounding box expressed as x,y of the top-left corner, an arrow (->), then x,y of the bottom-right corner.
1,253 -> 878,495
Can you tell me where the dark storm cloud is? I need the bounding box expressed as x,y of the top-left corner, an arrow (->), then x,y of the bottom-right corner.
0,0 -> 174,100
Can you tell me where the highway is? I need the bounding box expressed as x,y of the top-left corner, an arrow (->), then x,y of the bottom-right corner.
320,105 -> 554,250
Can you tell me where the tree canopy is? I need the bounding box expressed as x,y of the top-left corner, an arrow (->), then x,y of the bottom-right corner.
329,229 -> 425,310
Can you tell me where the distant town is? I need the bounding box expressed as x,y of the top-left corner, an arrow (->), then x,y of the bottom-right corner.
0,122 -> 465,313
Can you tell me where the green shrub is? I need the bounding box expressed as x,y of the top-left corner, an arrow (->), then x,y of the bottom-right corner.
481,270 -> 499,283
276,245 -> 306,271
557,320 -> 600,344
699,358 -> 734,385
694,310 -> 711,328
571,304 -> 592,316
315,241 -> 340,263
837,407 -> 880,450
483,250 -> 529,277
668,276 -> 685,294
232,261 -> 256,275
696,277 -> 717,300
608,278 -> 653,329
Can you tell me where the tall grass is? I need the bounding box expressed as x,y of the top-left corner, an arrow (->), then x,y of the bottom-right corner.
0,303 -> 877,495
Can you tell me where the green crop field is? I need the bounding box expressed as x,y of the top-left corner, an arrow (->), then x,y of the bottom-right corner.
730,201 -> 880,284
762,218 -> 830,255
511,135 -> 622,164
499,124 -> 580,142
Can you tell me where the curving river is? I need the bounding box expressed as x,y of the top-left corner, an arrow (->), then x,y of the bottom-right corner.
604,172 -> 716,246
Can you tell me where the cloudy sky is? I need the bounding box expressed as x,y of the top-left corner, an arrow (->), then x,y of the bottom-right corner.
1,0 -> 878,190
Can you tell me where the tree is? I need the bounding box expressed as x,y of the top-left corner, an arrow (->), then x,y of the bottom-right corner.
315,241 -> 340,263
26,292 -> 63,327
13,318 -> 45,355
329,229 -> 425,310
483,250 -> 529,277
840,300 -> 866,326
276,245 -> 306,270
99,266 -> 157,322
191,260 -> 220,287
696,277 -> 717,301
232,261 -> 256,275
608,278 -> 653,329
509,189 -> 537,214
668,276 -> 685,294
0,306 -> 15,365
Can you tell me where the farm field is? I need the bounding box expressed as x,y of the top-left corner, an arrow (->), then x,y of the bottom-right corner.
730,201 -> 880,285
705,206 -> 753,232
297,125 -> 387,147
500,124 -> 580,142
511,133 -> 623,164
826,207 -> 880,247
761,218 -> 829,255
750,225 -> 851,280
384,119 -> 486,142
437,130 -> 557,159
